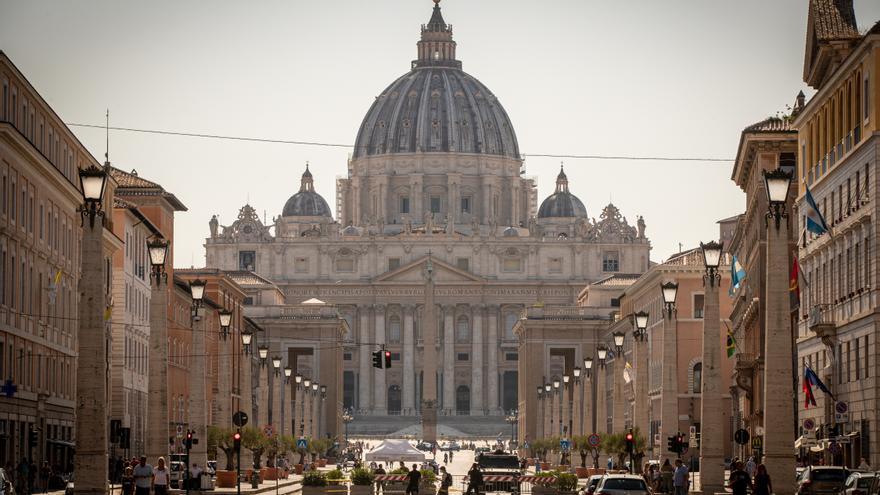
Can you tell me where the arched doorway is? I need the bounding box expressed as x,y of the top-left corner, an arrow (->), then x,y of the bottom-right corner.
388,385 -> 402,415
456,385 -> 470,415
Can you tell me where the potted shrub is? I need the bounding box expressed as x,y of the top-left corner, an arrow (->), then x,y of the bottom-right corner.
302,470 -> 328,495
241,427 -> 267,471
350,467 -> 375,495
419,469 -> 436,491
208,426 -> 239,487
571,435 -> 590,478
554,472 -> 578,495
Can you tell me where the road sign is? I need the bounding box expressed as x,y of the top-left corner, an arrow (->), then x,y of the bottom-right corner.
734,429 -> 750,446
296,438 -> 308,450
523,441 -> 530,449
176,425 -> 184,435
689,435 -> 698,448
835,412 -> 849,424
233,411 -> 249,427
835,401 -> 849,414
751,435 -> 763,451
263,424 -> 275,438
829,442 -> 842,455
803,418 -> 816,431
587,434 -> 601,448
560,439 -> 571,452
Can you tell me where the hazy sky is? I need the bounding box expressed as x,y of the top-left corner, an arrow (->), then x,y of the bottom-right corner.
2,0 -> 879,266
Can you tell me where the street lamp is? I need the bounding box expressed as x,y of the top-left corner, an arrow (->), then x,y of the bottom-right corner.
584,357 -> 593,378
537,386 -> 543,399
342,410 -> 353,445
312,383 -> 319,393
320,385 -> 327,399
147,238 -> 169,285
634,311 -> 649,342
764,168 -> 792,229
189,279 -> 207,313
258,345 -> 269,366
562,374 -> 570,385
597,345 -> 608,369
661,281 -> 678,318
284,366 -> 292,384
272,356 -> 282,376
218,309 -> 233,341
544,383 -> 551,394
241,328 -> 253,355
573,367 -> 581,383
700,240 -> 724,287
613,331 -> 625,355
553,378 -> 561,393
78,164 -> 108,229
295,373 -> 303,386
304,378 -> 311,389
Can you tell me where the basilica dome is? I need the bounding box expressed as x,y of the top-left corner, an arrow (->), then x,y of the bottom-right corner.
282,165 -> 332,218
538,167 -> 588,219
352,1 -> 520,159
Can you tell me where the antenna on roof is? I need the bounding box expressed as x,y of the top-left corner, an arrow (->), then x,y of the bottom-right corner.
104,109 -> 110,166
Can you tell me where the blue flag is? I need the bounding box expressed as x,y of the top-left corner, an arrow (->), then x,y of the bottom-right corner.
804,183 -> 829,235
805,366 -> 833,398
729,255 -> 746,296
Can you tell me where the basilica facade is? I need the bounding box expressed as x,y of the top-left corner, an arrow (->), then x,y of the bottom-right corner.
205,0 -> 651,418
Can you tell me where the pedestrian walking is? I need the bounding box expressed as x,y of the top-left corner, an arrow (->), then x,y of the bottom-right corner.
152,457 -> 170,495
375,464 -> 386,494
121,466 -> 134,495
443,453 -> 448,464
16,458 -> 29,495
727,462 -> 750,495
752,464 -> 772,495
745,456 -> 756,479
466,463 -> 483,495
405,464 -> 422,495
131,456 -> 152,495
438,467 -> 453,495
672,459 -> 688,495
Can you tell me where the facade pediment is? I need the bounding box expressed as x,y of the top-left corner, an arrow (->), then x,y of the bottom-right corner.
374,255 -> 484,284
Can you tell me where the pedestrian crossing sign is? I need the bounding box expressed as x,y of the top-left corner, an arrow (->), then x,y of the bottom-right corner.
297,438 -> 308,450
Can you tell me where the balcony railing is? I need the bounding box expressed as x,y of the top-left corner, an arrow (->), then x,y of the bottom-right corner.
808,304 -> 835,330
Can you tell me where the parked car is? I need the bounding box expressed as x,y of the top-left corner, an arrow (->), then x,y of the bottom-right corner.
169,461 -> 186,489
594,474 -> 650,495
841,472 -> 876,495
582,474 -> 604,495
796,466 -> 848,495
444,441 -> 461,451
0,468 -> 13,495
416,441 -> 435,452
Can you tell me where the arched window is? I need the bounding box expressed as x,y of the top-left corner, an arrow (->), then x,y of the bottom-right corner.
456,315 -> 470,343
692,363 -> 702,393
504,312 -> 518,340
388,315 -> 401,344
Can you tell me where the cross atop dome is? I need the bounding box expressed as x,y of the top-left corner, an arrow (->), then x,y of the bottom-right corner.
415,0 -> 460,69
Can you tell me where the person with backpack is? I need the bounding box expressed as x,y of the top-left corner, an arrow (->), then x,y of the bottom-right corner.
438,467 -> 453,495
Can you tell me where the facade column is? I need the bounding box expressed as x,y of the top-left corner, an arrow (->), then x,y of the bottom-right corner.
190,309 -> 208,470
612,357 -> 625,433
74,221 -> 108,494
543,391 -> 552,438
572,377 -> 582,437
271,357 -> 282,432
291,381 -> 300,440
583,374 -> 594,435
763,216 -> 797,494
283,370 -> 293,437
239,349 -> 254,469
302,387 -> 312,439
146,276 -> 170,464
561,383 -> 569,436
471,305 -> 484,415
536,394 -> 544,440
443,306 -> 455,414
217,337 -> 232,431
403,306 -> 416,414
700,276 -> 724,495
259,365 -> 270,427
487,307 -> 500,414
661,312 -> 679,464
374,305 -> 387,414
358,307 -> 372,412
596,365 -> 607,434
633,337 -> 650,454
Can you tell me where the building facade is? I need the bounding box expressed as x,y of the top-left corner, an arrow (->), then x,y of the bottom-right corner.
793,1 -> 880,467
204,2 -> 651,428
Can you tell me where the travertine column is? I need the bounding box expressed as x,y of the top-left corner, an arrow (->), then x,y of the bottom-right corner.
283,368 -> 293,437
487,307 -> 500,414
217,336 -> 232,430
551,389 -> 559,436
543,393 -> 552,438
291,382 -> 300,438
443,306 -> 455,414
374,305 -> 387,414
572,378 -> 582,437
271,362 -> 282,432
471,306 -> 484,415
190,309 -> 208,469
75,221 -> 108,494
633,337 -> 649,453
410,175 -> 423,224
763,218 -> 797,494
358,308 -> 371,412
312,389 -> 320,438
596,365 -> 607,435
699,277 -> 724,495
302,387 -> 311,438
258,365 -> 270,427
583,375 -> 593,434
239,350 -> 254,468
403,306 -> 416,414
561,383 -> 569,436
661,313 -> 679,464
146,276 -> 169,464
612,357 -> 625,433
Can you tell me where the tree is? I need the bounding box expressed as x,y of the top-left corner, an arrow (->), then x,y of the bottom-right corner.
572,435 -> 590,468
600,428 -> 648,473
208,426 -> 236,471
240,426 -> 268,469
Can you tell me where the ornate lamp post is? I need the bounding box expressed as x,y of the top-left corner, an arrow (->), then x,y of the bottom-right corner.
284,366 -> 292,384
632,310 -> 650,454
698,240 -> 724,494
75,163 -> 110,493
597,346 -> 608,368
302,378 -> 311,437
583,357 -> 593,378
147,238 -> 169,284
146,233 -> 171,465
505,410 -> 518,445
218,310 -> 233,341
241,328 -> 253,355
295,374 -> 304,437
189,279 -> 207,312
660,281 -> 679,463
272,356 -> 282,377
187,278 -> 210,471
761,167 -> 796,494
258,345 -> 269,367
311,382 -> 319,438
536,386 -> 544,440
342,410 -> 353,445
634,311 -> 649,342
544,383 -> 552,438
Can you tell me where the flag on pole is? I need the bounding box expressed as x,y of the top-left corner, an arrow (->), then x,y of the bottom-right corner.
729,255 -> 746,297
623,362 -> 633,384
726,330 -> 736,358
803,366 -> 833,409
47,269 -> 62,304
804,182 -> 829,235
790,256 -> 802,309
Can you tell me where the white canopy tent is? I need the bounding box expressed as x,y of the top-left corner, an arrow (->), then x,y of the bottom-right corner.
364,440 -> 426,462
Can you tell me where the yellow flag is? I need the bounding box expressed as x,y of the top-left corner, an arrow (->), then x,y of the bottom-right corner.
104,306 -> 113,321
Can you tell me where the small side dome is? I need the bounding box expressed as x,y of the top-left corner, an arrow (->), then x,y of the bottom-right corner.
282,164 -> 332,218
538,165 -> 587,219
342,225 -> 361,236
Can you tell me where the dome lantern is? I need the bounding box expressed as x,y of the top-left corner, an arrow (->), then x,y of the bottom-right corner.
415,0 -> 460,69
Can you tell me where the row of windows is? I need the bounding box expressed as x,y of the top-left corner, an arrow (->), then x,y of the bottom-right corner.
345,307 -> 520,344
1,169 -> 77,259
805,234 -> 871,306
802,335 -> 870,387
125,336 -> 148,374
0,340 -> 74,399
801,68 -> 870,185
0,243 -> 75,335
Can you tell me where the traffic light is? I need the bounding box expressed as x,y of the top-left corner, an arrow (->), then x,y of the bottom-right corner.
372,351 -> 383,369
384,351 -> 392,369
625,429 -> 634,454
667,435 -> 677,453
185,431 -> 194,450
28,428 -> 38,448
675,433 -> 684,453
233,430 -> 241,451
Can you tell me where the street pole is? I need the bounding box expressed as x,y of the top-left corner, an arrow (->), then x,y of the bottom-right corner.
237,429 -> 242,495
699,241 -> 724,495
660,282 -> 679,466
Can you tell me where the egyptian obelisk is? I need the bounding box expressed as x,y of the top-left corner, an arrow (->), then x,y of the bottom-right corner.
421,256 -> 438,443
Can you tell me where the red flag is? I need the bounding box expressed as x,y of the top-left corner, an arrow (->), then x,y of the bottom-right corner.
803,372 -> 817,409
790,256 -> 801,309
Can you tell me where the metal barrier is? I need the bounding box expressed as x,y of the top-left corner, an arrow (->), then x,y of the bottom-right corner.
458,474 -> 557,494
